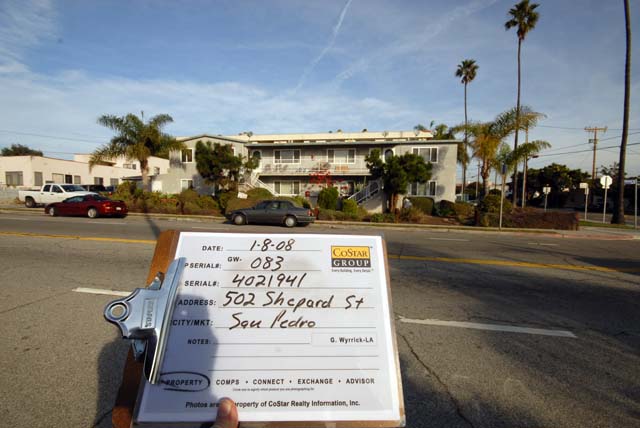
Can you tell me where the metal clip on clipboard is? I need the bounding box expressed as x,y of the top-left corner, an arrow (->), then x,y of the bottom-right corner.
104,257 -> 186,384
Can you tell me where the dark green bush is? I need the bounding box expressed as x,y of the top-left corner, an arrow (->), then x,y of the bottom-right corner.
435,200 -> 456,217
370,213 -> 385,223
317,187 -> 339,210
341,199 -> 358,215
409,197 -> 435,215
479,194 -> 512,213
479,209 -> 579,230
217,191 -> 236,212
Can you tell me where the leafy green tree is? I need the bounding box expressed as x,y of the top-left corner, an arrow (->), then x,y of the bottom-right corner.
613,0 -> 632,224
91,113 -> 182,190
317,186 -> 339,210
195,140 -> 257,194
455,59 -> 479,193
512,139 -> 551,205
527,163 -> 589,207
505,0 -> 540,204
1,144 -> 43,156
365,149 -> 432,212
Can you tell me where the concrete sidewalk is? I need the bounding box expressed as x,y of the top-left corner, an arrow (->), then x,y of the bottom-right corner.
1,203 -> 638,240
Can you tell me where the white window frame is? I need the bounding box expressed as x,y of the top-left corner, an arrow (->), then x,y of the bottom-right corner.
181,148 -> 194,163
180,179 -> 194,190
274,180 -> 300,196
412,146 -> 438,163
327,148 -> 356,164
274,149 -> 301,164
408,181 -> 437,197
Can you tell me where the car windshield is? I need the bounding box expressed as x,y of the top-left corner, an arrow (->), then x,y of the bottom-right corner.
61,185 -> 86,192
90,195 -> 110,201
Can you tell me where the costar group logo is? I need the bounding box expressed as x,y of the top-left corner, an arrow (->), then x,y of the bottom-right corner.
331,246 -> 371,268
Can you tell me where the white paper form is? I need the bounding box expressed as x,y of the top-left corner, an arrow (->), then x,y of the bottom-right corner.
135,232 -> 403,425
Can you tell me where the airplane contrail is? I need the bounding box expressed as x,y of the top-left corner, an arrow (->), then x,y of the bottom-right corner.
293,0 -> 353,93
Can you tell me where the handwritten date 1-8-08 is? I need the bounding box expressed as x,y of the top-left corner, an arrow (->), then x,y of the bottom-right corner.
249,238 -> 295,252
231,272 -> 307,288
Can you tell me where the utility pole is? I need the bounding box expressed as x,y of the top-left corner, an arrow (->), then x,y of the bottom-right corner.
585,126 -> 607,209
584,126 -> 607,181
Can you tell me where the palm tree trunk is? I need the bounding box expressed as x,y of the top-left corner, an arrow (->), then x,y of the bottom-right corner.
512,38 -> 522,205
613,0 -> 631,224
140,159 -> 149,191
463,82 -> 468,199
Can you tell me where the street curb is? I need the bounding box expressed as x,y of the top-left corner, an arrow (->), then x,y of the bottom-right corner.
1,205 -> 637,240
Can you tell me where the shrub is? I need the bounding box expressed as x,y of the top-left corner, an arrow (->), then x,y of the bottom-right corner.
247,188 -> 273,199
435,200 -> 456,217
287,196 -> 311,209
453,202 -> 475,225
370,213 -> 386,223
226,197 -> 259,213
399,207 -> 426,223
478,208 -> 579,230
409,197 -> 435,215
317,187 -> 339,210
341,199 -> 358,216
217,191 -> 236,212
479,194 -> 511,214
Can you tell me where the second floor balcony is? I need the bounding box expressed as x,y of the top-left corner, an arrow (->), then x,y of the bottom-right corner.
256,162 -> 371,176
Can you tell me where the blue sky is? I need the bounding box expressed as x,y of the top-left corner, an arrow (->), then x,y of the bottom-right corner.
0,0 -> 638,178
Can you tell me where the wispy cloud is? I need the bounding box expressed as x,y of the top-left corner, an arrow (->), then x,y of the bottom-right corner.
293,0 -> 353,93
332,0 -> 499,87
0,0 -> 58,74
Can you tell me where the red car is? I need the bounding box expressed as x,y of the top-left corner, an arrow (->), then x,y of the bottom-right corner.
44,194 -> 128,218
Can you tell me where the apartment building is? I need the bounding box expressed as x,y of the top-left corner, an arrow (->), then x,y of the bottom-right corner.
156,130 -> 458,209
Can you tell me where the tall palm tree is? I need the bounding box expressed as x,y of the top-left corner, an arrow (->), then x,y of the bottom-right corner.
455,59 -> 479,198
505,0 -> 540,204
613,0 -> 631,224
90,113 -> 184,190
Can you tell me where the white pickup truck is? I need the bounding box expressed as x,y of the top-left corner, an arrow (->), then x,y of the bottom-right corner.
18,184 -> 95,208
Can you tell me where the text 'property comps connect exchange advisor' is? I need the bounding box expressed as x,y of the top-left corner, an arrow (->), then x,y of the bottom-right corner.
135,232 -> 404,426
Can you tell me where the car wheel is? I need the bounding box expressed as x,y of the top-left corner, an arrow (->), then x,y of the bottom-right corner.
87,207 -> 98,218
233,214 -> 246,225
284,215 -> 297,228
47,206 -> 57,216
25,197 -> 35,208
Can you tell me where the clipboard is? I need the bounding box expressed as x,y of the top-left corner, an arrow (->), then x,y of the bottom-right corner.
109,230 -> 405,428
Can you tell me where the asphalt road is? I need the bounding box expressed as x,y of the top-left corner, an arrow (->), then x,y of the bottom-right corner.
0,212 -> 639,428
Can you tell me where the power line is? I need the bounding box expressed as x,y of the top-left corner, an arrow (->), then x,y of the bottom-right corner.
539,125 -> 640,131
0,129 -> 104,144
537,141 -> 640,157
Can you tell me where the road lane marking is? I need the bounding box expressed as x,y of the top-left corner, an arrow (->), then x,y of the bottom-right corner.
73,287 -> 131,297
528,242 -> 559,246
398,316 -> 577,338
1,231 -> 636,273
428,238 -> 469,242
387,253 -> 638,273
0,231 -> 155,244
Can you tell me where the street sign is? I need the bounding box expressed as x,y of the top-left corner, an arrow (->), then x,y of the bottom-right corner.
543,186 -> 551,194
600,175 -> 612,189
579,182 -> 588,189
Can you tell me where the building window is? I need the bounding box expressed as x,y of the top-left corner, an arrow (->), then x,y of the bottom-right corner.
73,175 -> 81,184
5,171 -> 23,186
34,171 -> 43,186
274,149 -> 300,164
384,149 -> 394,162
123,163 -> 134,169
153,167 -> 160,175
181,179 -> 193,190
110,178 -> 119,186
94,177 -> 104,185
412,147 -> 438,163
409,181 -> 437,197
181,149 -> 194,163
274,181 -> 300,195
52,173 -> 64,183
327,149 -> 355,164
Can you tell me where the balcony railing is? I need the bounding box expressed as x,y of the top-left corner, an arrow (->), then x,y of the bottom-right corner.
257,164 -> 370,176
